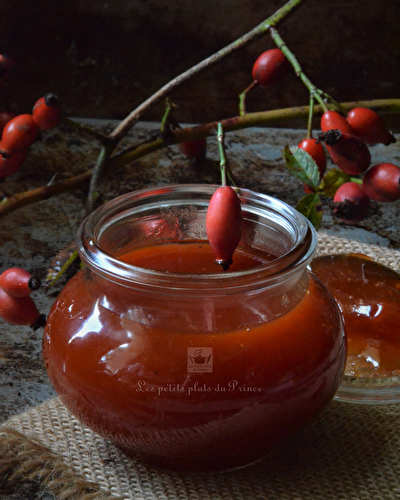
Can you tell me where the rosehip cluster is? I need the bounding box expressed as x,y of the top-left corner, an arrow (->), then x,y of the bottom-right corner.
0,88 -> 61,180
0,267 -> 46,329
300,107 -> 399,224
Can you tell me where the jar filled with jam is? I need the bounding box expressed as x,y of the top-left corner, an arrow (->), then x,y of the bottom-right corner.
43,184 -> 346,472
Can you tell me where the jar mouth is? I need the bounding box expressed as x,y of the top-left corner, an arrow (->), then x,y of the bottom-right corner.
76,184 -> 317,292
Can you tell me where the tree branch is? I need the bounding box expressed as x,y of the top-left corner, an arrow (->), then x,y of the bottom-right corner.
108,0 -> 305,144
0,98 -> 398,219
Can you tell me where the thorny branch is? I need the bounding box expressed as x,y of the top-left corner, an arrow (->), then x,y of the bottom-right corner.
0,98 -> 398,219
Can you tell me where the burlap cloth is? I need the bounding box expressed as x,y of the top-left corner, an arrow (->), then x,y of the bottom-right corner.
1,232 -> 400,500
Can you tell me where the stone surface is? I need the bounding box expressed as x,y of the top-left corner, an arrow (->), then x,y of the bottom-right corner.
0,119 -> 399,498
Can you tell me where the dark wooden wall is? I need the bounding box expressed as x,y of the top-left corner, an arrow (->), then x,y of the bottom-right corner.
0,0 -> 398,130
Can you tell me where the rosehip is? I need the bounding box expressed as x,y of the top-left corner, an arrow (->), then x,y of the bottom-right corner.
0,288 -> 45,329
321,110 -> 353,135
252,48 -> 290,87
1,114 -> 39,154
346,107 -> 396,146
330,182 -> 370,224
297,138 -> 327,193
362,163 -> 400,202
206,186 -> 243,270
0,111 -> 16,134
319,129 -> 371,175
0,267 -> 41,297
0,151 -> 26,178
178,137 -> 207,160
32,93 -> 62,130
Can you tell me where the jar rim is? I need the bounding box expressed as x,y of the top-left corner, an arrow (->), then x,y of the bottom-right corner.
76,184 -> 317,292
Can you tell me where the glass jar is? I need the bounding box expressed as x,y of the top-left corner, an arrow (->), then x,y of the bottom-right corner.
43,184 -> 346,472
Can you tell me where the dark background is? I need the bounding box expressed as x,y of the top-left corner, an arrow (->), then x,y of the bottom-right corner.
0,0 -> 399,129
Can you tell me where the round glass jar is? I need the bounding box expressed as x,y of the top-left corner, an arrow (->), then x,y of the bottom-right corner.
43,184 -> 346,472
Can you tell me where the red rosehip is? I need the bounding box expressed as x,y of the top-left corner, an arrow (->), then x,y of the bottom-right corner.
318,129 -> 371,175
206,186 -> 243,270
178,137 -> 207,160
362,163 -> 400,202
321,111 -> 353,135
0,267 -> 41,298
346,107 -> 396,146
1,114 -> 39,154
32,93 -> 62,130
252,48 -> 290,87
298,138 -> 327,193
0,287 -> 45,329
0,151 -> 26,178
0,111 -> 17,134
331,182 -> 370,224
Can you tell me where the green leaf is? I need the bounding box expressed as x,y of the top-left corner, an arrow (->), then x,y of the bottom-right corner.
283,145 -> 320,189
319,168 -> 351,198
296,193 -> 323,230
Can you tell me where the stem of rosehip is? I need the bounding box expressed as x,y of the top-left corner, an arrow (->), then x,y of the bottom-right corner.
268,27 -> 329,111
306,95 -> 314,138
217,123 -> 228,187
160,98 -> 181,136
349,177 -> 363,185
239,81 -> 258,117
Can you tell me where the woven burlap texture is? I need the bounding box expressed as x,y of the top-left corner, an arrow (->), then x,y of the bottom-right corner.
1,231 -> 400,500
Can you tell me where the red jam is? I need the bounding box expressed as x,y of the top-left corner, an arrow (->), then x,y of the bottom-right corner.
310,253 -> 400,378
43,241 -> 345,472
